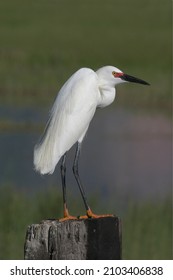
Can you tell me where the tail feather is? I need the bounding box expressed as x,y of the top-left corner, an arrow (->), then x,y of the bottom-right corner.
34,142 -> 59,175
33,118 -> 61,175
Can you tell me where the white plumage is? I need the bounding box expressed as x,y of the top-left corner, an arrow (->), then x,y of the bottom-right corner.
33,65 -> 149,219
34,66 -> 149,175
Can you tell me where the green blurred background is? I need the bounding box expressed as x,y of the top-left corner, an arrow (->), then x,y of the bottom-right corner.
0,0 -> 172,259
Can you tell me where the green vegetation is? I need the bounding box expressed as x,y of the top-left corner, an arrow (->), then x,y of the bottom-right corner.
123,200 -> 172,259
0,186 -> 171,259
0,186 -> 62,259
0,0 -> 171,260
0,0 -> 171,112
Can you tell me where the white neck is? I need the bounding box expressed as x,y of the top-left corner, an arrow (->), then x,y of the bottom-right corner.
97,85 -> 116,108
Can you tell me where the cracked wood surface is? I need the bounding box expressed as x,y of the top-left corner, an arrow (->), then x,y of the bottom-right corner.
24,217 -> 121,260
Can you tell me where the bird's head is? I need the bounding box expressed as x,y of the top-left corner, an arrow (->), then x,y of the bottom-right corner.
96,66 -> 150,87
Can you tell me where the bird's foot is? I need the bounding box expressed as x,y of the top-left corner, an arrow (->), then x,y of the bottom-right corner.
79,208 -> 114,219
59,214 -> 77,222
59,209 -> 77,222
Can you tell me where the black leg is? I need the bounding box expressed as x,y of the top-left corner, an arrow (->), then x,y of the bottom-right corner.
73,142 -> 90,211
60,153 -> 68,217
72,142 -> 112,219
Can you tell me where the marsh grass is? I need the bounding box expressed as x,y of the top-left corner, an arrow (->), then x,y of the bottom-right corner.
123,199 -> 172,259
0,0 -> 172,260
0,0 -> 171,112
0,186 -> 171,259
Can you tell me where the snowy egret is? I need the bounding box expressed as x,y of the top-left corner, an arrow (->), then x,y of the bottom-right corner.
34,66 -> 149,219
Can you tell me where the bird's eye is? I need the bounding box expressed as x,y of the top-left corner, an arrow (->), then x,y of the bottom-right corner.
112,71 -> 117,77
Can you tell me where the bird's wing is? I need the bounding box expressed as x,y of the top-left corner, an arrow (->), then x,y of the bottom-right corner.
34,68 -> 99,174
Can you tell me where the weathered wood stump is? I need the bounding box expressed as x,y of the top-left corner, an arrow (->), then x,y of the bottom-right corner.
24,216 -> 121,260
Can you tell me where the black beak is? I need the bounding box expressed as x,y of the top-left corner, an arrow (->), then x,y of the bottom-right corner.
121,73 -> 150,85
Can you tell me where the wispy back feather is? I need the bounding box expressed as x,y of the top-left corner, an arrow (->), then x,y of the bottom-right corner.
33,114 -> 60,174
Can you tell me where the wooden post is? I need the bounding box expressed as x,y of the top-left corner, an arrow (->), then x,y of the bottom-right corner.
24,216 -> 121,260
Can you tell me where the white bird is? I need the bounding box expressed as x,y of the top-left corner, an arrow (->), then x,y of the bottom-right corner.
34,66 -> 149,220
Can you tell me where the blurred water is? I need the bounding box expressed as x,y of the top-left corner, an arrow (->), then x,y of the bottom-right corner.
0,106 -> 172,205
